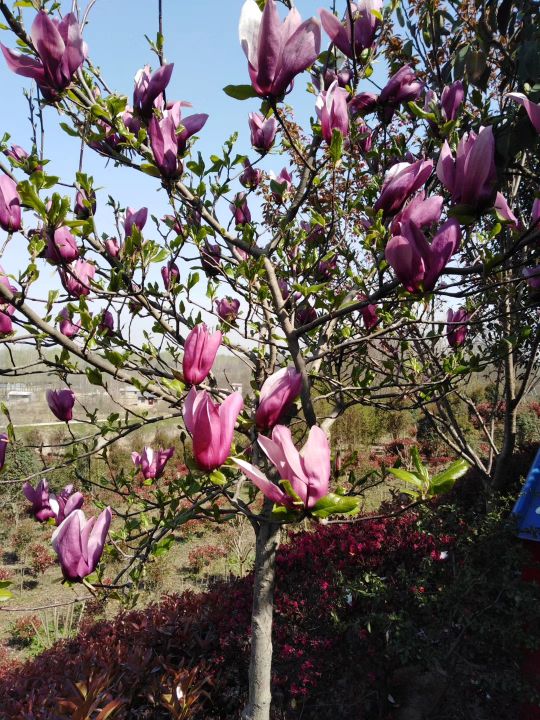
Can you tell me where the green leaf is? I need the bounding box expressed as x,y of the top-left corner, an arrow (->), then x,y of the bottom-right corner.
430,459 -> 469,494
209,469 -> 227,486
152,535 -> 175,557
223,84 -> 258,100
311,493 -> 360,519
270,505 -> 301,522
86,367 -> 104,386
407,101 -> 436,121
388,467 -> 424,489
0,588 -> 12,602
279,479 -> 304,506
329,128 -> 344,163
140,163 -> 162,178
411,446 -> 429,483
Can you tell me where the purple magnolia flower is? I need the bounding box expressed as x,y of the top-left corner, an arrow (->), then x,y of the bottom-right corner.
99,309 -> 114,335
507,92 -> 540,133
295,303 -> 317,327
494,192 -> 519,229
249,113 -> 278,152
200,242 -> 222,277
149,113 -> 180,178
74,188 -> 96,219
124,207 -> 148,236
302,221 -> 325,245
50,484 -> 84,525
255,366 -> 302,431
176,110 -> 209,155
0,270 -> 16,336
349,91 -> 379,116
355,119 -> 373,153
357,294 -> 378,329
161,260 -> 180,290
5,145 -> 29,163
133,63 -> 174,117
233,424 -> 330,509
385,218 -> 461,293
183,388 -> 244,471
52,507 -> 112,581
317,256 -> 337,281
216,297 -> 241,324
0,305 -> 14,336
315,67 -> 353,92
320,0 -> 382,59
230,192 -> 252,226
531,199 -> 540,228
378,65 -> 422,121
270,167 -> 293,203
523,267 -> 540,290
58,307 -> 80,338
59,259 -> 95,298
46,388 -> 76,422
0,433 -> 8,471
131,446 -> 174,480
391,192 -> 444,235
162,214 -> 185,236
43,227 -> 80,264
425,81 -> 465,122
1,12 -> 87,101
374,159 -> 433,216
0,175 -> 21,232
23,479 -> 56,522
436,126 -> 497,210
315,80 -> 349,143
152,98 -> 208,165
239,0 -> 321,99
24,480 -> 83,525
104,238 -> 121,258
240,160 -> 262,189
183,324 -> 222,385
446,308 -> 469,348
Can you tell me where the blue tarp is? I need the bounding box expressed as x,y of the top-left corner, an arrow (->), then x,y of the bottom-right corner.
513,448 -> 540,542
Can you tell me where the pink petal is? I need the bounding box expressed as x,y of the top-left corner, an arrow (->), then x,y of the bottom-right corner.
507,92 -> 540,133
232,457 -> 286,504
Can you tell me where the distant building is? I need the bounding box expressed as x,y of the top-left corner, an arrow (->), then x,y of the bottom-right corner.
7,390 -> 33,403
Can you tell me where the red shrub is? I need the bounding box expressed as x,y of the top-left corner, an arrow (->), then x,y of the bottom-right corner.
0,511 -> 451,719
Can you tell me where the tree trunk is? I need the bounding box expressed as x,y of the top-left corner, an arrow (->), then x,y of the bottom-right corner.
492,295 -> 517,492
242,501 -> 280,720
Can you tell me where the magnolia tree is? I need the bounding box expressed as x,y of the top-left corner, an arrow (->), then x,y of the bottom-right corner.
0,0 -> 539,717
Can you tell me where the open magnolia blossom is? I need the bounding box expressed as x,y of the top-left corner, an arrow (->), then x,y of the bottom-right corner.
233,424 -> 330,510
23,479 -> 84,524
131,446 -> 174,480
239,0 -> 321,98
385,217 -> 461,293
436,125 -> 497,210
52,507 -> 112,581
1,11 -> 87,100
319,0 -> 382,60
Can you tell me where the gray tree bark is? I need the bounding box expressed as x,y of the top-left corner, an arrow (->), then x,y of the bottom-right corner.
242,501 -> 281,720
